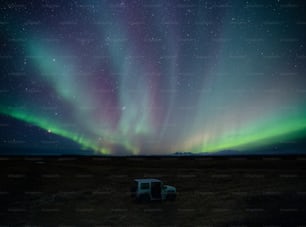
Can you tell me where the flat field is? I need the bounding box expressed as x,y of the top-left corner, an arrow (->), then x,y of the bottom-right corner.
1,156 -> 306,226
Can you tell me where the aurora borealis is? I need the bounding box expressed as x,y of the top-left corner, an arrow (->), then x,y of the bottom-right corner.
1,0 -> 306,155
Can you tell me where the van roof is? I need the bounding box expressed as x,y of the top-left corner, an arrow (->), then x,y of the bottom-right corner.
134,178 -> 161,183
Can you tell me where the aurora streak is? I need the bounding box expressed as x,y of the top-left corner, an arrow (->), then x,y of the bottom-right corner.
1,0 -> 306,155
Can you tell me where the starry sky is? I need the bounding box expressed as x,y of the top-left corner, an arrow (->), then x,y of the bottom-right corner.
0,0 -> 306,155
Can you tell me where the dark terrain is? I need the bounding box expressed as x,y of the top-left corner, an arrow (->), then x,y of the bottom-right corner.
1,156 -> 306,226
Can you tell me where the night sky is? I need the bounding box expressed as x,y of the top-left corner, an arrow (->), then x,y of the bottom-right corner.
1,0 -> 306,155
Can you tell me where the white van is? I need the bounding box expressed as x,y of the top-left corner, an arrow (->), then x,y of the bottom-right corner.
131,178 -> 176,202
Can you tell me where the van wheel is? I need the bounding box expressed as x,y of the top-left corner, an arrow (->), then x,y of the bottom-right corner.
139,194 -> 150,203
167,194 -> 176,201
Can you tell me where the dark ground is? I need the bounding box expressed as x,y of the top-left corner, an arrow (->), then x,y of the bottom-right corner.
1,156 -> 306,226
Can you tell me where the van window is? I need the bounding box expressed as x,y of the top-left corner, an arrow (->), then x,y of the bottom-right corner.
140,183 -> 149,189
